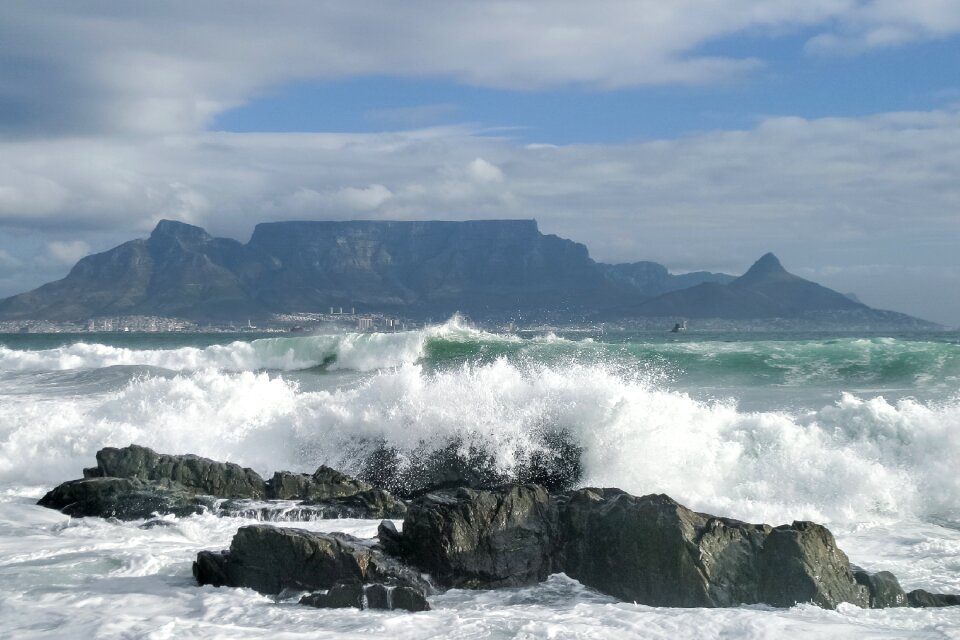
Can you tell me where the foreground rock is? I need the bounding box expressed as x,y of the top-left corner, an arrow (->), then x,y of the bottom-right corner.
391,485 -> 960,611
398,485 -> 559,588
40,445 -> 405,521
37,477 -> 213,519
194,524 -> 430,611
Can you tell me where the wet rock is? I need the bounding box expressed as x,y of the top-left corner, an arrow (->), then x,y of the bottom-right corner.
303,489 -> 407,519
37,477 -> 212,520
193,524 -> 430,596
557,489 -> 868,609
377,519 -> 404,557
299,582 -> 365,609
399,484 -> 559,588
299,582 -> 431,612
906,589 -> 960,607
852,569 -> 907,608
359,433 -> 582,498
757,521 -> 869,609
265,466 -> 372,501
89,444 -> 266,498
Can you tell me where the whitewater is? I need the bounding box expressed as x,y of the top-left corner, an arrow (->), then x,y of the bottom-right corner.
2,319 -> 959,638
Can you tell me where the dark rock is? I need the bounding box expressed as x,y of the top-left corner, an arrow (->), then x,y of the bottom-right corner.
265,466 -> 372,500
390,585 -> 431,612
399,485 -> 559,588
299,583 -> 431,612
37,477 -> 211,520
303,489 -> 407,519
359,434 -> 582,499
193,524 -> 430,596
93,444 -> 266,499
852,569 -> 907,608
757,521 -> 869,609
217,489 -> 407,521
300,582 -> 365,609
557,489 -> 868,609
906,589 -> 960,607
377,520 -> 404,557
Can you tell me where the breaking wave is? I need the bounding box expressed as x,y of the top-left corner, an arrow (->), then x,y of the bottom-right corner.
1,356 -> 958,527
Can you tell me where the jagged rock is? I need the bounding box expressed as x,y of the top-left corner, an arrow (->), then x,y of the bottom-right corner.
399,485 -> 559,588
377,520 -> 404,557
302,489 -> 407,519
37,477 -> 212,520
88,444 -> 266,499
906,589 -> 960,607
557,489 -> 868,609
757,521 -> 868,609
193,524 -> 430,596
265,466 -> 372,500
853,569 -> 907,608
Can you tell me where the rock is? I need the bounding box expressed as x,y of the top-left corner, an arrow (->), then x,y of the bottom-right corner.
757,521 -> 868,609
359,434 -> 582,499
377,520 -> 404,557
852,569 -> 907,608
303,489 -> 407,519
557,489 -> 868,609
906,589 -> 960,607
390,586 -> 431,612
300,582 -> 364,609
399,485 -> 559,588
299,583 -> 431,612
217,489 -> 407,521
37,477 -> 212,520
265,466 -> 372,500
89,444 -> 266,499
193,524 -> 430,596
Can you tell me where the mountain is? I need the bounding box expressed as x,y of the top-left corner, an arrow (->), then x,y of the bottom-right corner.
600,261 -> 734,296
618,252 -> 933,327
0,221 -> 937,328
0,219 -> 635,321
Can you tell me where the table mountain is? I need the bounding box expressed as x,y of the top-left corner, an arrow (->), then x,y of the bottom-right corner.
0,221 -> 937,327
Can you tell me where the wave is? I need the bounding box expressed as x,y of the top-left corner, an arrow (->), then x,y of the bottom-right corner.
0,316 -> 514,374
2,357 -> 958,526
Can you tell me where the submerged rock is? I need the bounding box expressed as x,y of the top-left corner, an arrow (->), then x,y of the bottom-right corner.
853,568 -> 908,608
37,477 -> 212,520
906,589 -> 960,607
398,484 -> 559,588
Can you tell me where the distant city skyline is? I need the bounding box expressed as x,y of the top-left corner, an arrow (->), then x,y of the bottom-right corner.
1,2 -> 958,324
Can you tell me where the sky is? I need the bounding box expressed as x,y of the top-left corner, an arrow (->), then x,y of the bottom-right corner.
0,1 -> 958,325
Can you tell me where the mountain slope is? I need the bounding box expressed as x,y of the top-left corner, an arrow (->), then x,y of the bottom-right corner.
618,252 -> 930,326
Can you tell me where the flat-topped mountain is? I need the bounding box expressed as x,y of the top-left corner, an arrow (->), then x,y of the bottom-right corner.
0,220 -> 937,327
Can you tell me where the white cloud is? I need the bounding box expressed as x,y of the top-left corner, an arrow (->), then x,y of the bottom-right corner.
0,108 -> 958,320
4,2 -> 957,138
46,240 -> 92,265
468,158 -> 505,184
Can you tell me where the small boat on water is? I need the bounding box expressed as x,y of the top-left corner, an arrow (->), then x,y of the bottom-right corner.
671,320 -> 687,333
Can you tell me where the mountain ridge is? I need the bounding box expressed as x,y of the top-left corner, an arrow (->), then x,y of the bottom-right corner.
0,219 -> 938,328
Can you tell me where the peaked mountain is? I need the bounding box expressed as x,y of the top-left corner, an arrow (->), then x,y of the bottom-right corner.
620,252 -> 929,325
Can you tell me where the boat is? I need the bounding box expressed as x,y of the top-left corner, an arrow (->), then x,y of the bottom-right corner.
671,321 -> 687,333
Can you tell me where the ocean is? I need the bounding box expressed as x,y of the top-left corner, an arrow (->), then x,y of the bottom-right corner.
2,317 -> 959,638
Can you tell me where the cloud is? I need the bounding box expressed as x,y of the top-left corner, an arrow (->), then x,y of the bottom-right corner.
5,1 -> 958,138
0,108 -> 958,321
45,240 -> 92,265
